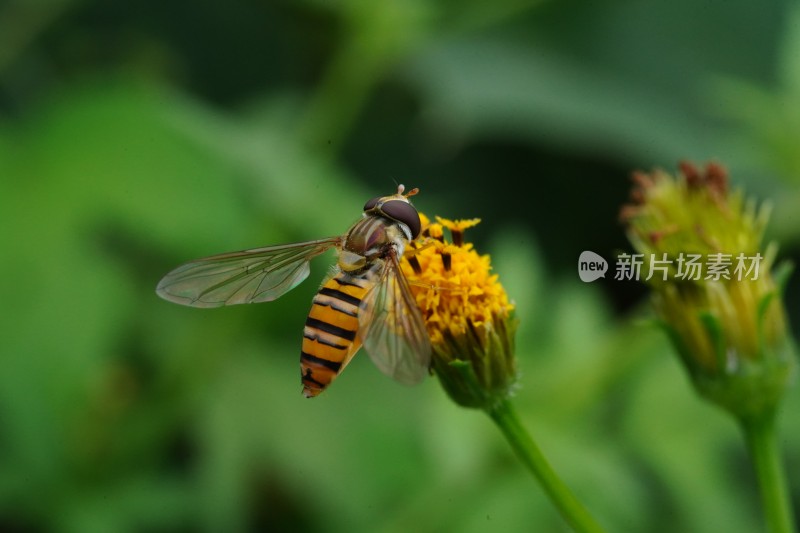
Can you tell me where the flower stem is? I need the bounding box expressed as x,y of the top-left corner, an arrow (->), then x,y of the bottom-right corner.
740,412 -> 797,533
487,398 -> 607,533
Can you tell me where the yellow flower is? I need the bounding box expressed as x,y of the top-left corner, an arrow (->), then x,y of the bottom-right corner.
402,214 -> 517,409
621,162 -> 795,420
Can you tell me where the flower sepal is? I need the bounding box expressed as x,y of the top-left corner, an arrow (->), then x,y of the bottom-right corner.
659,312 -> 796,421
431,312 -> 519,410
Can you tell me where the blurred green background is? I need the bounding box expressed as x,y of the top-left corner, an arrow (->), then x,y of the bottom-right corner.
2,0 -> 800,531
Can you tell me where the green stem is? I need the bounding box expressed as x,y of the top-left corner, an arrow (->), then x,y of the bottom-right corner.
487,398 -> 607,533
740,413 -> 797,533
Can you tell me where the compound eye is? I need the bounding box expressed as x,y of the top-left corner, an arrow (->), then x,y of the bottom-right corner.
363,196 -> 382,212
381,200 -> 421,239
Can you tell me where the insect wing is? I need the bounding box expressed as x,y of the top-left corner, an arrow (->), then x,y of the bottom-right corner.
359,253 -> 432,384
156,237 -> 341,308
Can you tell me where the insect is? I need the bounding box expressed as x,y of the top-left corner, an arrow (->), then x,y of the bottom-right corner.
156,185 -> 432,397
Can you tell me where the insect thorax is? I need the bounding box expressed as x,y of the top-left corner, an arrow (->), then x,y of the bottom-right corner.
339,215 -> 409,272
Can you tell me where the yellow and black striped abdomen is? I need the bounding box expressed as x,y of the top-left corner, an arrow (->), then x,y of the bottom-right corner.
300,272 -> 371,397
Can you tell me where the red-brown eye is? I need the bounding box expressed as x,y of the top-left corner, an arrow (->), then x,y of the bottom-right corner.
363,196 -> 382,211
380,200 -> 421,239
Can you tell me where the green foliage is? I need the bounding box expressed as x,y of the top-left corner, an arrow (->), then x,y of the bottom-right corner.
1,0 -> 799,532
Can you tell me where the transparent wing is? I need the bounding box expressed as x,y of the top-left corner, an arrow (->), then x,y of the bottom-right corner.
156,237 -> 341,308
359,252 -> 432,385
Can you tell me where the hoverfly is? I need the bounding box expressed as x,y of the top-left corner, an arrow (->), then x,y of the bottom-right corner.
156,185 -> 432,397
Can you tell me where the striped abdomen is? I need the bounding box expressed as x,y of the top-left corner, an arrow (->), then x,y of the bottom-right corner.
300,270 -> 373,397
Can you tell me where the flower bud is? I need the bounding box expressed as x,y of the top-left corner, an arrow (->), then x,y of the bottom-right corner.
621,162 -> 795,420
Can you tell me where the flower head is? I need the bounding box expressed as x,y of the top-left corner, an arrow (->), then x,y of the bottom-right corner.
402,215 -> 517,409
621,162 -> 795,420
